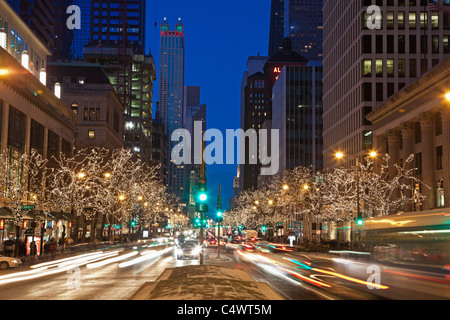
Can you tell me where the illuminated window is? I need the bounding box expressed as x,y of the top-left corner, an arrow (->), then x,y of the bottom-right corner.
89,130 -> 95,139
363,59 -> 372,77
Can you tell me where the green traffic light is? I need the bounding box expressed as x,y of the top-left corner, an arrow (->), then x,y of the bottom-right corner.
356,218 -> 363,226
199,193 -> 207,202
217,211 -> 222,217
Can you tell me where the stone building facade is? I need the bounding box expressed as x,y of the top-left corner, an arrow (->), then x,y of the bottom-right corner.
367,56 -> 450,213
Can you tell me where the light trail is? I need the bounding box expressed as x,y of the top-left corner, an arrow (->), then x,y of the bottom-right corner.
278,266 -> 332,288
30,251 -> 107,270
118,247 -> 173,268
384,269 -> 450,284
86,251 -> 139,269
311,268 -> 390,289
0,251 -> 120,286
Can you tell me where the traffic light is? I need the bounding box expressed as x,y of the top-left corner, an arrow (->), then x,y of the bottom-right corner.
193,218 -> 201,228
195,178 -> 209,213
356,216 -> 363,226
261,225 -> 267,232
216,211 -> 223,223
130,220 -> 136,228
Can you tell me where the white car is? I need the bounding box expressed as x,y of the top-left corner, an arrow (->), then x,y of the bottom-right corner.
0,255 -> 22,270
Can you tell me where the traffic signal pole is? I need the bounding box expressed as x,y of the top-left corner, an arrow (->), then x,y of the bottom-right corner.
216,185 -> 222,259
196,145 -> 207,265
199,213 -> 204,265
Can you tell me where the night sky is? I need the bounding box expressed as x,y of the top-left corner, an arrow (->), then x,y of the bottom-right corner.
145,0 -> 271,213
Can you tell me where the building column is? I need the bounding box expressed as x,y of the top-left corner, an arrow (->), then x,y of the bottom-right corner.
387,129 -> 400,213
1,103 -> 8,152
400,122 -> 415,212
387,129 -> 400,178
418,112 -> 435,210
441,107 -> 450,208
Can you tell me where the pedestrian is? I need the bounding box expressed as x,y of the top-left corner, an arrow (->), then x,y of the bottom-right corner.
50,240 -> 56,255
30,241 -> 37,256
4,240 -> 12,257
19,241 -> 26,257
44,241 -> 50,255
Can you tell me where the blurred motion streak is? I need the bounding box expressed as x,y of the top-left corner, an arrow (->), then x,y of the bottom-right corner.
311,268 -> 390,289
384,269 -> 450,284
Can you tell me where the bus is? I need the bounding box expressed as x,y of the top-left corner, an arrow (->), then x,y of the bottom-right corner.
356,209 -> 450,268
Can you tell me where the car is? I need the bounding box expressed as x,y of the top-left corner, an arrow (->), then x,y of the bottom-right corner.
0,255 -> 22,270
175,242 -> 202,260
240,242 -> 259,252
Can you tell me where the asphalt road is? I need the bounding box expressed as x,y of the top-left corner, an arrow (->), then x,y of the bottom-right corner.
0,242 -> 448,300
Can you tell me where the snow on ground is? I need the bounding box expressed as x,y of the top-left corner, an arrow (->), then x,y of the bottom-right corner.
129,265 -> 284,300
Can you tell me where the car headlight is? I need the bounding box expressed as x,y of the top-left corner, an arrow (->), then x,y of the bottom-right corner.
192,246 -> 201,255
12,260 -> 20,263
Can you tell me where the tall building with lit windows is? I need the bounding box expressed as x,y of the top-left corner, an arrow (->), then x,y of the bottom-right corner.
158,18 -> 186,199
84,0 -> 155,164
268,0 -> 323,61
323,0 -> 450,170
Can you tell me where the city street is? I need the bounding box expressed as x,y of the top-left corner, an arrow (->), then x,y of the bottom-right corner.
1,0 -> 450,303
0,241 -> 448,300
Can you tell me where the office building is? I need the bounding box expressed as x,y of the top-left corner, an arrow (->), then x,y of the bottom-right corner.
0,2 -> 77,241
84,0 -> 155,164
6,0 -> 55,53
46,62 -> 125,151
268,0 -> 323,61
272,62 -> 323,172
158,18 -> 186,199
323,0 -> 450,170
268,0 -> 286,57
240,39 -> 308,191
89,0 -> 146,53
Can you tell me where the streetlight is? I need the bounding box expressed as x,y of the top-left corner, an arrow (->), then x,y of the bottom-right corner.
104,172 -> 111,179
335,151 -> 377,248
283,184 -> 289,191
77,172 -> 85,179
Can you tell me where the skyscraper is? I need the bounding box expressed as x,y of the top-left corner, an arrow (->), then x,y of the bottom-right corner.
268,0 -> 323,61
90,0 -> 146,53
268,0 -> 286,57
7,0 -> 56,52
68,0 -> 91,61
158,18 -> 186,199
322,0 -> 450,170
288,0 -> 323,61
84,0 -> 156,164
272,62 -> 323,172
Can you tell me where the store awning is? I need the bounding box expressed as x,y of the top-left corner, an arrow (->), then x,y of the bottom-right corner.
0,208 -> 13,219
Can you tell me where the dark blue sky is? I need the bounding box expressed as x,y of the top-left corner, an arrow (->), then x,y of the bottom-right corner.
145,0 -> 271,213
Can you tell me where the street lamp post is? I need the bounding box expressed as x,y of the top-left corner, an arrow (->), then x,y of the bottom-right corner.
335,151 -> 376,249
